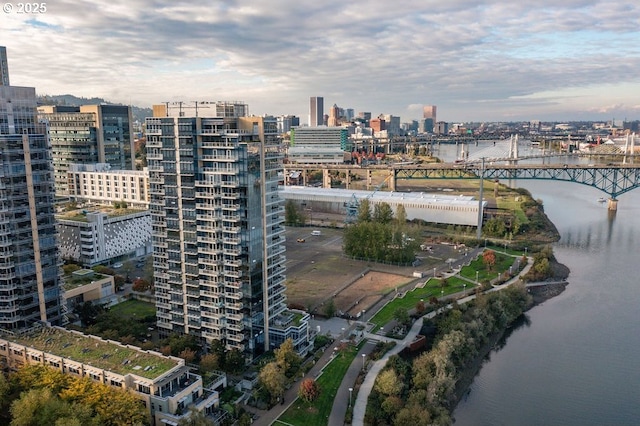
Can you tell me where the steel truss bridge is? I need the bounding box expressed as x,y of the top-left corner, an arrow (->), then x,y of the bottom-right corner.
394,163 -> 640,201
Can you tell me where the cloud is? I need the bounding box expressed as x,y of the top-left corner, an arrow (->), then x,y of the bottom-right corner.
3,0 -> 640,122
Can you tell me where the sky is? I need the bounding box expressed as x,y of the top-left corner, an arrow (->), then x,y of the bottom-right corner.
2,0 -> 640,123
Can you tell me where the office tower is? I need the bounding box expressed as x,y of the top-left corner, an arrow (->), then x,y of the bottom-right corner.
309,96 -> 324,127
276,115 -> 300,134
0,46 -> 9,86
327,104 -> 340,127
423,105 -> 437,122
147,101 -> 310,360
38,104 -> 134,195
0,49 -> 63,330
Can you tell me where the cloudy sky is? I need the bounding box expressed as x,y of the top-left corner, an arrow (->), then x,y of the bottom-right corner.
3,0 -> 640,123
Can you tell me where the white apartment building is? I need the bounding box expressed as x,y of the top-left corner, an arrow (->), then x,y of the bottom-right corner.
67,163 -> 149,208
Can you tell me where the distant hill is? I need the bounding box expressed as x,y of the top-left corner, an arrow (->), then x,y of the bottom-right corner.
37,94 -> 152,123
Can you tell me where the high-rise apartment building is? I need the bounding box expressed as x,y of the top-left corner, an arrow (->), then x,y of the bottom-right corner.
147,101 -> 310,360
38,104 -> 134,195
309,96 -> 324,127
0,47 -> 64,330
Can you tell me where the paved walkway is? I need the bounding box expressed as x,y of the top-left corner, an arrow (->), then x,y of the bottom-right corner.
351,254 -> 534,425
259,248 -> 532,426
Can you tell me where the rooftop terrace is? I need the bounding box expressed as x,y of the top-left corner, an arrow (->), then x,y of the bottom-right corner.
7,327 -> 180,380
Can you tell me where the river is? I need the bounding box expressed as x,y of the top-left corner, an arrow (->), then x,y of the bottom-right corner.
430,141 -> 640,425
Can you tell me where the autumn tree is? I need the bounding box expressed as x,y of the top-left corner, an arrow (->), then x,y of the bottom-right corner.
275,338 -> 301,378
298,378 -> 320,403
258,361 -> 286,406
374,369 -> 403,396
199,353 -> 221,373
132,278 -> 151,292
482,249 -> 496,271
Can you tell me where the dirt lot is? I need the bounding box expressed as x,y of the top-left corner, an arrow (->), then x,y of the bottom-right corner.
284,226 -> 463,316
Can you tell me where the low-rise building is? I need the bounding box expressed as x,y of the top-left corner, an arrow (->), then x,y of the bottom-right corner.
62,269 -> 116,310
0,326 -> 223,425
56,207 -> 152,266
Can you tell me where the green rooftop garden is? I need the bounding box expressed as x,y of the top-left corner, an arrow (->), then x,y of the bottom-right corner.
10,328 -> 179,380
63,271 -> 108,291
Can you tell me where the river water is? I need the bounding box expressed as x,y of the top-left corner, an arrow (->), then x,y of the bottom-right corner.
431,141 -> 640,425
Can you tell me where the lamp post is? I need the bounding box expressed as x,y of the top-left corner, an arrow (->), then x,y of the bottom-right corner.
475,270 -> 479,284
349,387 -> 353,408
463,283 -> 466,294
433,267 -> 436,278
362,353 -> 366,370
484,238 -> 487,248
524,247 -> 528,256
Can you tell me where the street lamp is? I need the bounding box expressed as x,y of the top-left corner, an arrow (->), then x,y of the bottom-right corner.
524,247 -> 528,256
349,387 -> 353,408
362,353 -> 366,370
484,238 -> 487,248
463,283 -> 466,294
475,270 -> 479,284
433,267 -> 436,278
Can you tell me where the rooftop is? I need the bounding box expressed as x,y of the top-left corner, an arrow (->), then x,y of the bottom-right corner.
63,269 -> 108,290
7,327 -> 180,380
56,205 -> 147,222
280,185 -> 479,206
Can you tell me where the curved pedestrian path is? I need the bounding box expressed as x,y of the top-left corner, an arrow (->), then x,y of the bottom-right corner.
350,254 -> 533,425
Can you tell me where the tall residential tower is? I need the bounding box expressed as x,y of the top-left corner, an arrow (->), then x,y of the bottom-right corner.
147,102 -> 310,360
0,47 -> 64,330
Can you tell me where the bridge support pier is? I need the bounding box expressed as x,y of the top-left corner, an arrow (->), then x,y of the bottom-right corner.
322,169 -> 331,188
607,198 -> 618,211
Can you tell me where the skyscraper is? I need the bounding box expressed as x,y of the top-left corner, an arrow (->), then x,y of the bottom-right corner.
38,104 -> 134,195
309,96 -> 324,127
147,101 -> 310,360
0,46 -> 9,86
423,105 -> 437,133
327,104 -> 340,127
0,47 -> 64,330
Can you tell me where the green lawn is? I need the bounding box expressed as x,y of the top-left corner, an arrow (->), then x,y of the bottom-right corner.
277,343 -> 362,426
108,299 -> 156,319
369,276 -> 471,329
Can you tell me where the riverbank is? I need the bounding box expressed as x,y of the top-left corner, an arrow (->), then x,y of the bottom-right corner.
449,258 -> 569,418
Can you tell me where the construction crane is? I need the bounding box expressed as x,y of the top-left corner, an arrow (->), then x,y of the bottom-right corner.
344,173 -> 393,223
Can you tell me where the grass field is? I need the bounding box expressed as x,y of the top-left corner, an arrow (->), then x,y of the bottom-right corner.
276,343 -> 362,426
108,299 -> 156,319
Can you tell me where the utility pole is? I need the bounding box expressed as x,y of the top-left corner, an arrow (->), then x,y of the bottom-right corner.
476,157 -> 485,239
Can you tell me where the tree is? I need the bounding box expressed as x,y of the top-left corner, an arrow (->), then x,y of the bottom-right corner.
373,202 -> 394,224
393,307 -> 410,327
224,349 -> 245,374
284,200 -> 302,226
395,204 -> 407,225
0,372 -> 10,409
132,277 -> 151,292
199,353 -> 221,373
179,347 -> 197,363
275,338 -> 301,378
258,362 -> 286,406
324,298 -> 337,318
415,300 -> 426,315
375,369 -> 403,396
298,378 -> 320,403
357,198 -> 372,223
177,406 -> 215,426
482,249 -> 496,271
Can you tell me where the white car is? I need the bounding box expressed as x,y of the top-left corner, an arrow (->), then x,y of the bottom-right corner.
113,262 -> 123,269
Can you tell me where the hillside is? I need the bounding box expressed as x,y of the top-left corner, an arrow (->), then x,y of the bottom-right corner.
37,94 -> 152,123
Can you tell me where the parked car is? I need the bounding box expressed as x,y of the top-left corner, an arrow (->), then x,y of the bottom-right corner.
113,262 -> 123,269
297,238 -> 305,243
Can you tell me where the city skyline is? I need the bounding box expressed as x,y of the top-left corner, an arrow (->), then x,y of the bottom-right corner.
2,1 -> 640,122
